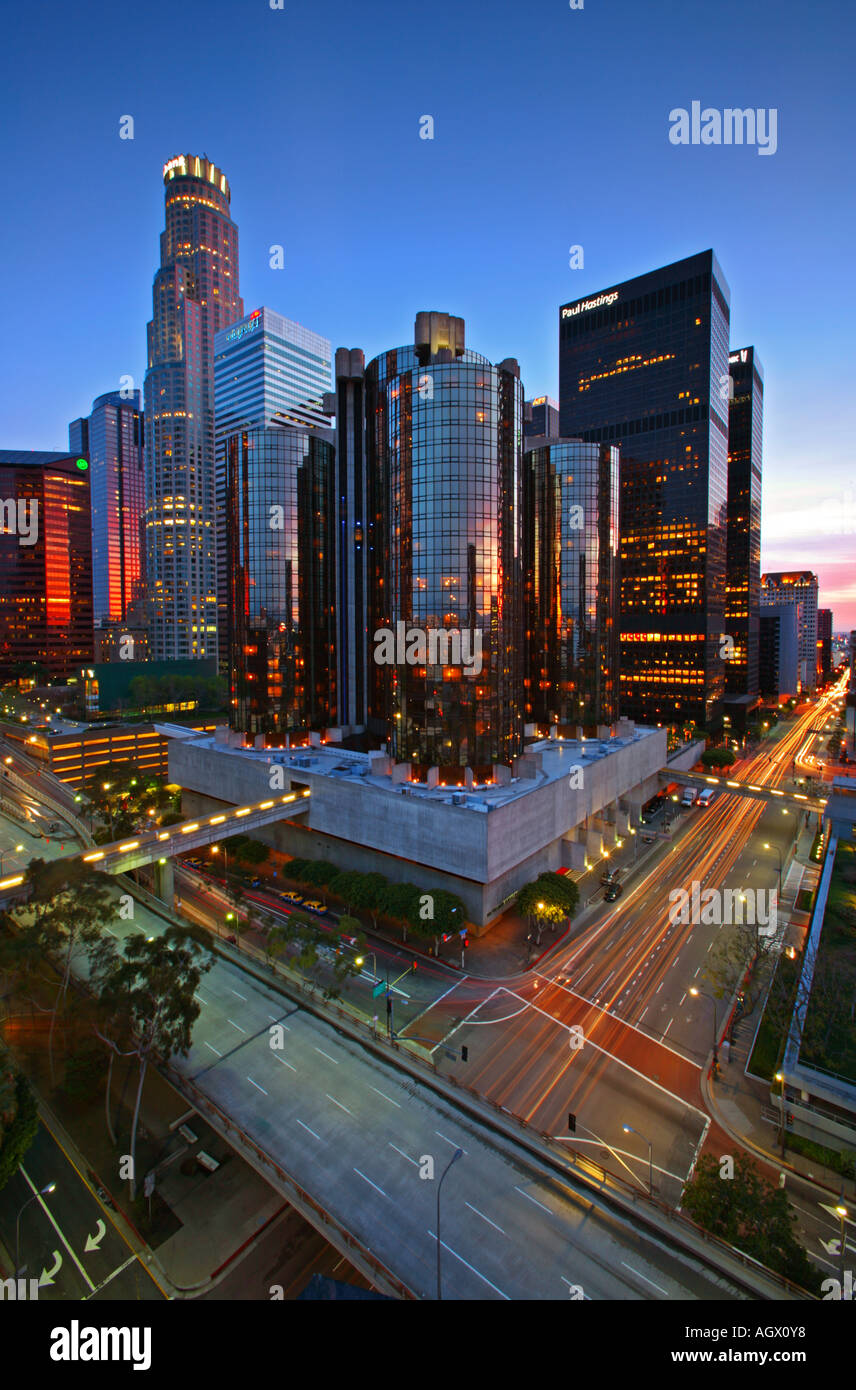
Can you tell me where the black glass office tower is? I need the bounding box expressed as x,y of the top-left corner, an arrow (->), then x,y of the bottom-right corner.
724,347 -> 763,707
226,428 -> 336,739
559,251 -> 730,731
524,440 -> 619,729
365,312 -> 525,775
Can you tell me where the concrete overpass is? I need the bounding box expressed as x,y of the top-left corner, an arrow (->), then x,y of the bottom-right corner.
0,789 -> 311,907
657,767 -> 828,815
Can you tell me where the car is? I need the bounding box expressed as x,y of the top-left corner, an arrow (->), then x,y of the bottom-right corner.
249,877 -> 261,888
47,821 -> 60,833
604,882 -> 623,902
280,891 -> 304,906
681,787 -> 698,807
302,899 -> 325,914
600,869 -> 620,886
641,833 -> 655,844
697,788 -> 716,807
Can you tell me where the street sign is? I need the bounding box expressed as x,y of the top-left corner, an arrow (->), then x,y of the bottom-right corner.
372,980 -> 386,998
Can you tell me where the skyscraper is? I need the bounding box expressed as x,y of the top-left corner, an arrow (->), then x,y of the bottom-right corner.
214,307 -> 332,672
559,250 -> 731,731
524,396 -> 560,439
817,607 -> 832,685
724,346 -> 763,722
328,348 -> 369,731
144,154 -> 243,661
524,439 -> 620,729
0,451 -> 93,680
69,390 -> 146,631
761,572 -> 818,693
365,311 -> 525,774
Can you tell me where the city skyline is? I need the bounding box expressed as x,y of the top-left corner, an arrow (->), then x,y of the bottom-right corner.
1,0 -> 852,627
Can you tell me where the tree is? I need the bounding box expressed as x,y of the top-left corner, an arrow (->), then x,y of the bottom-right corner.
328,871 -> 365,915
681,1151 -> 822,1294
517,873 -> 579,944
91,925 -> 213,1198
0,1066 -> 39,1193
348,872 -> 387,930
24,857 -> 115,1086
701,747 -> 737,769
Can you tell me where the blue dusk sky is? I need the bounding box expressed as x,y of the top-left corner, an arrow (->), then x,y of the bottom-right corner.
1,0 -> 853,625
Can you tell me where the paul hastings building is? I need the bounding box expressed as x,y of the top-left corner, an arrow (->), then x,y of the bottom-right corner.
364,312 -> 525,776
559,250 -> 731,731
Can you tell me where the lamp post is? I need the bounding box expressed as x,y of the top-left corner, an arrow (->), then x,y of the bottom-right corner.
775,1070 -> 787,1159
622,1123 -> 653,1196
16,1182 -> 56,1275
835,1203 -> 849,1286
763,841 -> 783,895
689,987 -> 719,1075
436,1147 -> 463,1300
0,844 -> 24,876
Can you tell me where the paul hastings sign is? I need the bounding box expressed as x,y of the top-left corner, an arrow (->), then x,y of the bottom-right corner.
561,291 -> 619,319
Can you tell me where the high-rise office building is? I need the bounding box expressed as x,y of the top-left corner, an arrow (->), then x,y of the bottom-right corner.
0,451 -> 93,680
559,250 -> 731,730
761,572 -> 818,692
759,603 -> 800,700
724,347 -> 763,720
327,348 -> 369,731
226,427 -> 337,739
817,607 -> 833,685
214,307 -> 332,672
524,439 -> 620,729
524,396 -> 560,439
144,154 -> 243,662
365,311 -> 525,774
69,390 -> 146,631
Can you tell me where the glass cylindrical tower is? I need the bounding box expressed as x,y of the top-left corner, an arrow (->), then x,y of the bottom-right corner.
524,439 -> 619,731
366,312 -> 524,776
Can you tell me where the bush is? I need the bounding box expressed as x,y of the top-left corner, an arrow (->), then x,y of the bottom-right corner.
0,1074 -> 39,1193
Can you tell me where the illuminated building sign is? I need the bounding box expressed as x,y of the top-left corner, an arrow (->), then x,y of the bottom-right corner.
561,291 -> 619,319
163,156 -> 188,178
532,396 -> 547,405
729,349 -> 748,365
225,318 -> 260,344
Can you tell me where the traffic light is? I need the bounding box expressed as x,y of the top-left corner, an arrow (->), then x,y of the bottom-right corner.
461,1046 -> 468,1062
412,959 -> 417,969
568,1113 -> 576,1133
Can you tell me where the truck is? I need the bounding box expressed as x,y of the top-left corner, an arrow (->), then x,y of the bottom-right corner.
681,786 -> 698,807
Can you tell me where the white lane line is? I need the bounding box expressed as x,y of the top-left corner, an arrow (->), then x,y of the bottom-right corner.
296,1118 -> 321,1140
314,1047 -> 338,1064
427,1230 -> 509,1299
19,1166 -> 95,1292
326,1093 -> 352,1115
267,1014 -> 289,1028
664,1017 -> 674,1036
194,991 -> 207,1005
204,1042 -> 222,1057
227,1019 -> 247,1033
561,1275 -> 592,1299
273,1055 -> 296,1072
465,1202 -> 506,1235
389,1142 -> 418,1167
602,969 -> 615,987
248,1077 -> 268,1096
679,992 -> 686,1006
230,989 -> 247,1000
638,1006 -> 649,1022
436,1131 -> 468,1154
83,1253 -> 138,1300
620,1261 -> 668,1295
514,1185 -> 551,1215
354,1168 -> 388,1197
371,1086 -> 400,1107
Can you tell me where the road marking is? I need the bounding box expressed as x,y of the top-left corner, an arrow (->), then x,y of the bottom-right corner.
326,1093 -> 352,1115
296,1119 -> 321,1140
248,1077 -> 268,1095
83,1253 -> 138,1300
679,992 -> 686,1006
267,1014 -> 289,1027
354,1168 -> 387,1197
314,1047 -> 338,1064
620,1261 -> 668,1295
427,1230 -> 509,1299
371,1085 -> 400,1107
227,1019 -> 247,1033
561,1275 -> 591,1299
19,1166 -> 95,1292
465,1202 -> 506,1235
514,1185 -> 551,1214
655,981 -> 663,994
638,1006 -> 648,1022
389,1143 -> 418,1167
273,1055 -> 296,1072
230,989 -> 247,1000
204,1042 -> 222,1057
436,1131 -> 467,1154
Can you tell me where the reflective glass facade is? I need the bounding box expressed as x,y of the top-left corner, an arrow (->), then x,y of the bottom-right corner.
69,391 -> 145,629
0,452 -> 93,679
559,251 -> 730,730
524,440 -> 619,729
214,308 -> 332,672
227,428 -> 336,738
144,155 -> 243,661
761,571 -> 818,692
725,347 -> 763,698
365,318 -> 524,774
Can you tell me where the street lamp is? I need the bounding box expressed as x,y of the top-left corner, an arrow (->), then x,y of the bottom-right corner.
762,841 -> 782,895
774,1070 -> 787,1159
835,1203 -> 848,1285
622,1124 -> 653,1196
0,844 -> 24,875
436,1147 -> 463,1300
689,987 -> 719,1075
16,1182 -> 56,1275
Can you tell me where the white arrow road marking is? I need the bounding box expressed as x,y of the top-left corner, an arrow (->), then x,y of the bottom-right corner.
39,1250 -> 62,1286
21,1166 -> 94,1292
84,1219 -> 106,1253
